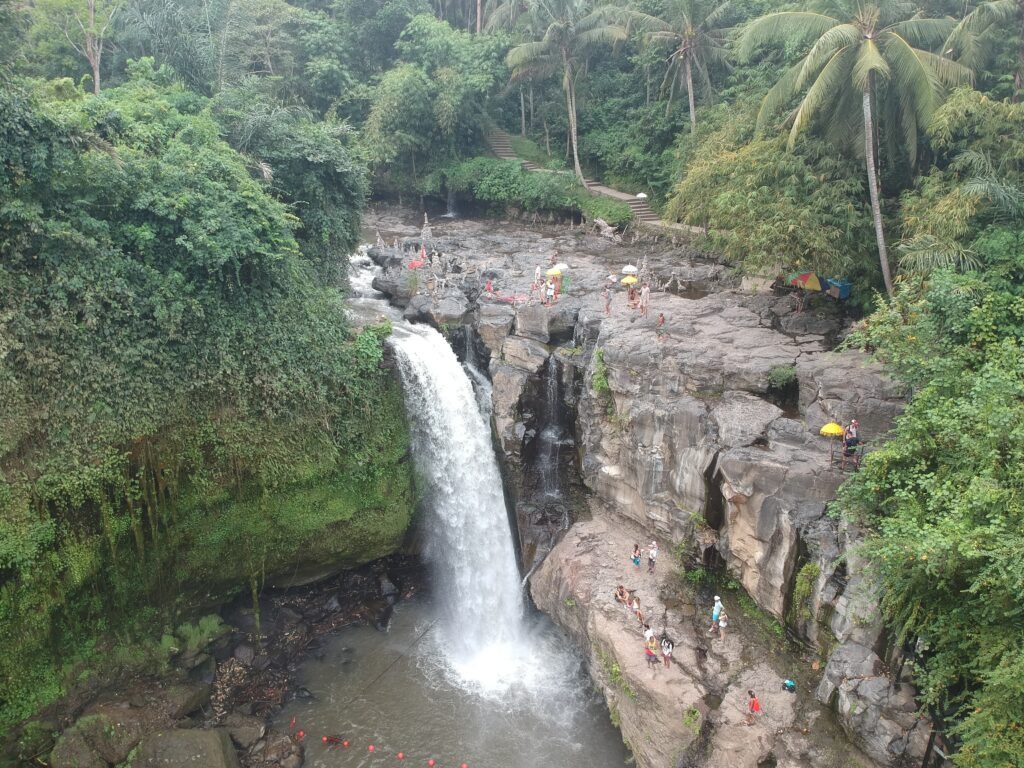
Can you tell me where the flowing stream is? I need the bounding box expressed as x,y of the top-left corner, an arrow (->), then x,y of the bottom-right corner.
273,251 -> 628,767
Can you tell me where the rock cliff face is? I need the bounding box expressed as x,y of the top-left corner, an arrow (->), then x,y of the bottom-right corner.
366,208 -> 927,768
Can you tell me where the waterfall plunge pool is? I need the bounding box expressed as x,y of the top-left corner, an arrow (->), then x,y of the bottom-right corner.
273,598 -> 629,768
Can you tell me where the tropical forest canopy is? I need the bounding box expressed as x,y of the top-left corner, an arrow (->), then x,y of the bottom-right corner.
2,0 -> 1023,764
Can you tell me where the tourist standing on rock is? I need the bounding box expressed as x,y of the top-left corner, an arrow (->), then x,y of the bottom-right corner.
709,595 -> 724,633
632,543 -> 642,571
643,623 -> 655,643
647,541 -> 659,574
546,280 -> 556,305
639,283 -> 650,317
603,285 -> 612,316
534,265 -> 542,285
717,610 -> 729,639
645,636 -> 659,670
746,690 -> 762,725
661,635 -> 673,668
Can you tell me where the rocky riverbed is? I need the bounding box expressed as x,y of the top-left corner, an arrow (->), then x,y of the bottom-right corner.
365,205 -> 931,768
24,558 -> 422,768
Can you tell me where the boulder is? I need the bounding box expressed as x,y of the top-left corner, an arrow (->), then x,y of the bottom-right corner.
710,392 -> 782,448
817,642 -> 931,766
798,351 -> 906,439
131,729 -> 240,768
514,303 -> 551,342
501,336 -> 549,374
164,682 -> 212,720
476,303 -> 515,355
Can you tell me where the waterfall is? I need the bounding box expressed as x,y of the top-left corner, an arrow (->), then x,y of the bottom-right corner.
442,186 -> 457,218
390,324 -> 528,693
537,355 -> 564,498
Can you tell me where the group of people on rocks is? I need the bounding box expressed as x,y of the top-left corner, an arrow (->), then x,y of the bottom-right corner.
611,538 -> 777,727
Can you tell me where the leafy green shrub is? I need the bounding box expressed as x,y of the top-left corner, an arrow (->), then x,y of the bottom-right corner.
767,365 -> 797,390
790,562 -> 821,623
592,349 -> 610,394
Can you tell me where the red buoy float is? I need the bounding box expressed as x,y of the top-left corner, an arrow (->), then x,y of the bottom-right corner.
368,744 -> 376,752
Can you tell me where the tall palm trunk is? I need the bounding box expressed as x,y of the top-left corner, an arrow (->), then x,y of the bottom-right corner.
476,0 -> 482,32
863,77 -> 894,297
562,52 -> 585,184
684,56 -> 697,135
520,87 -> 527,136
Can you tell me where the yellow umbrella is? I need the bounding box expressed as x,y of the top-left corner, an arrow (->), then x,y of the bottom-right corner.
546,267 -> 562,277
621,275 -> 638,285
820,422 -> 845,438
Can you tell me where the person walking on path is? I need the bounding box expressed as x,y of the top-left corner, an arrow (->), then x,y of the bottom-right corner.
746,690 -> 762,725
647,541 -> 659,574
661,635 -> 674,668
645,637 -> 660,670
631,544 -> 642,571
709,595 -> 724,633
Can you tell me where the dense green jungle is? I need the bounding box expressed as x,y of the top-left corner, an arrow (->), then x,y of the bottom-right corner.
1,0 -> 1022,764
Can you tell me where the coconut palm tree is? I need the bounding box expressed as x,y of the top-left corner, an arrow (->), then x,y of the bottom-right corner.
505,0 -> 628,183
738,0 -> 973,296
635,0 -> 732,134
944,0 -> 1024,101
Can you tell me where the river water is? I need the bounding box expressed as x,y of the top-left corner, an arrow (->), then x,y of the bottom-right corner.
272,242 -> 629,767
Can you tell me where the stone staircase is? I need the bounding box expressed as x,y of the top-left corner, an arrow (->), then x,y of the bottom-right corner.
485,129 -> 662,224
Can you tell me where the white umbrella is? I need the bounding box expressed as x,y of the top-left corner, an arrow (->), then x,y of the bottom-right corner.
622,265 -> 639,275
553,262 -> 570,271
635,192 -> 648,200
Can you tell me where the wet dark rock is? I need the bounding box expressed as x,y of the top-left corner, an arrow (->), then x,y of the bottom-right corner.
50,710 -> 144,768
131,729 -> 241,768
233,643 -> 257,666
322,594 -> 342,614
222,713 -> 265,750
380,576 -> 398,598
188,654 -> 218,685
293,687 -> 315,701
276,607 -> 303,628
165,682 -> 212,720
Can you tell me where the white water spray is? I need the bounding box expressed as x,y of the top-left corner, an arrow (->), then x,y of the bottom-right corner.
391,325 -> 544,695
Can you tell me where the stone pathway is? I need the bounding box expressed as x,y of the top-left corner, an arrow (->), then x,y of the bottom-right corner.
485,129 -> 663,224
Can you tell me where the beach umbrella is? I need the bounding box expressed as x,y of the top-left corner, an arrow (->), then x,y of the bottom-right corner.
553,262 -> 570,271
545,267 -> 562,277
622,265 -> 639,275
621,275 -> 638,285
820,422 -> 845,438
789,272 -> 823,291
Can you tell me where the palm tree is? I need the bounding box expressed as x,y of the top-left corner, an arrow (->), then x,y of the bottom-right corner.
635,0 -> 732,134
738,0 -> 973,296
944,0 -> 1024,102
506,0 -> 628,183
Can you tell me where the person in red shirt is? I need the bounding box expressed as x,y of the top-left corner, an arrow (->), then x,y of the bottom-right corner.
746,690 -> 762,725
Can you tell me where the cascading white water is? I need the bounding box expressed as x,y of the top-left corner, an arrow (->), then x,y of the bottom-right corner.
390,324 -> 534,694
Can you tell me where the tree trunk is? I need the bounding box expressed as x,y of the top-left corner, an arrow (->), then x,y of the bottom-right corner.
520,87 -> 526,136
685,56 -> 697,136
543,118 -> 551,156
529,84 -> 534,129
863,78 -> 894,297
476,0 -> 481,32
566,77 -> 584,183
1015,0 -> 1024,102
